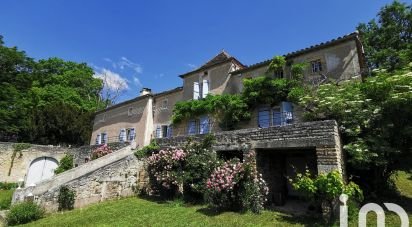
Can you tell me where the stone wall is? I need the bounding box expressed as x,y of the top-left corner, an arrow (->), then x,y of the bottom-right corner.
13,146 -> 143,212
0,143 -> 69,183
156,120 -> 345,175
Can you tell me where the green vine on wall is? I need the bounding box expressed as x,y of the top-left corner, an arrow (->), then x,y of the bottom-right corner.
172,56 -> 308,129
8,143 -> 31,176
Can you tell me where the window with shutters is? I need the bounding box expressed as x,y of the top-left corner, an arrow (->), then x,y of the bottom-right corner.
126,128 -> 135,141
202,80 -> 209,98
155,126 -> 162,138
119,128 -> 126,142
96,134 -> 101,145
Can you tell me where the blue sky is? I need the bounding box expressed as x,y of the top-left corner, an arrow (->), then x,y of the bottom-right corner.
0,0 -> 396,102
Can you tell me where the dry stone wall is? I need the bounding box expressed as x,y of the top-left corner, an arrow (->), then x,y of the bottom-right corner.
156,120 -> 345,175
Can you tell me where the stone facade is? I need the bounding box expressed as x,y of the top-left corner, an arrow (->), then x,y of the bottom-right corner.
90,32 -> 365,143
13,146 -> 143,212
156,120 -> 345,205
0,143 -> 69,183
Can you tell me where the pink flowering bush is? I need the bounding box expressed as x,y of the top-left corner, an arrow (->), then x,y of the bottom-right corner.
205,151 -> 269,213
91,144 -> 113,160
147,148 -> 187,195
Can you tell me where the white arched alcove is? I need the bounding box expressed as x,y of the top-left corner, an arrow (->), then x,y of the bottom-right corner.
25,157 -> 59,186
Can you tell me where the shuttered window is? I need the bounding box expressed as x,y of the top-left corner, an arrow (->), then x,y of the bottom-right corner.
96,134 -> 101,145
101,133 -> 107,144
155,126 -> 162,138
281,102 -> 293,125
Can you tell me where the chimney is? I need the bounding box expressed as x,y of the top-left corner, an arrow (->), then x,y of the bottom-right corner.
140,88 -> 152,96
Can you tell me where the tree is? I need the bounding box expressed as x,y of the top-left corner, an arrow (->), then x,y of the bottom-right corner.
357,1 -> 412,71
0,36 -> 105,145
299,67 -> 412,196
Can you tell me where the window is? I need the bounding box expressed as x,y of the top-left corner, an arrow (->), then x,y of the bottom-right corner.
199,116 -> 210,134
161,125 -> 168,138
161,99 -> 168,109
119,128 -> 126,142
273,70 -> 284,79
126,128 -> 135,141
311,59 -> 323,73
258,108 -> 270,128
188,120 -> 197,135
128,107 -> 134,116
167,125 -> 173,138
101,133 -> 107,144
193,82 -> 200,100
281,101 -> 293,125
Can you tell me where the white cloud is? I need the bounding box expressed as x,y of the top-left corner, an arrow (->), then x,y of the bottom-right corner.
93,68 -> 129,91
119,56 -> 143,74
133,76 -> 142,87
187,63 -> 197,69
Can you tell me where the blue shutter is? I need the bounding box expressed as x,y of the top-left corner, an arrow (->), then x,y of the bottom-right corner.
155,126 -> 161,138
167,125 -> 173,138
258,108 -> 270,128
199,116 -> 210,134
129,128 -> 135,141
272,108 -> 282,126
96,134 -> 101,145
188,120 -> 197,135
281,102 -> 293,125
119,128 -> 126,142
101,133 -> 107,144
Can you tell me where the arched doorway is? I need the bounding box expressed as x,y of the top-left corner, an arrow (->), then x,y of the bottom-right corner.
26,157 -> 58,186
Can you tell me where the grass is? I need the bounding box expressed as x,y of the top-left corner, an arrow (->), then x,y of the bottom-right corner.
20,197 -> 318,227
0,190 -> 14,210
15,170 -> 412,226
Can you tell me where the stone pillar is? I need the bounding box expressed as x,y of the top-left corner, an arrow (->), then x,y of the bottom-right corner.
316,145 -> 343,175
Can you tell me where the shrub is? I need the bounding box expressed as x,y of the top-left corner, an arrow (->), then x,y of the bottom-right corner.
205,151 -> 269,213
134,140 -> 159,159
58,185 -> 76,211
0,189 -> 14,210
91,144 -> 113,160
0,182 -> 18,190
6,201 -> 44,226
54,154 -> 74,174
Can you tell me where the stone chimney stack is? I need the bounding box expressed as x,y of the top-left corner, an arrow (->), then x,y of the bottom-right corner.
140,88 -> 152,96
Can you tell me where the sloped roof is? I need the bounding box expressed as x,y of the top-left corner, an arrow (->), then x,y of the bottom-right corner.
179,50 -> 245,78
232,31 -> 360,74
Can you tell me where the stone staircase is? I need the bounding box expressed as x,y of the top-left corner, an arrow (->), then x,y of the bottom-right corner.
12,145 -> 144,212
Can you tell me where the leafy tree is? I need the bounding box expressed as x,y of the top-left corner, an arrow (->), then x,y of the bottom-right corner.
54,154 -> 74,174
0,36 -> 106,145
357,1 -> 412,71
299,67 -> 412,195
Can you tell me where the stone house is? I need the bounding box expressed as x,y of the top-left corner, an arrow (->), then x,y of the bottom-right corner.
89,31 -> 365,206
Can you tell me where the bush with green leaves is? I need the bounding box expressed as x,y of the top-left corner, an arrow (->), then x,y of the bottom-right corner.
6,201 -> 44,226
0,182 -> 18,190
0,189 -> 14,210
58,185 -> 76,211
54,154 -> 74,174
289,170 -> 363,217
299,68 -> 412,195
134,140 -> 160,159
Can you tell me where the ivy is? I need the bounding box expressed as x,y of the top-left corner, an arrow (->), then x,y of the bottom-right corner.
8,143 -> 31,176
172,56 -> 307,130
54,154 -> 74,174
57,185 -> 75,211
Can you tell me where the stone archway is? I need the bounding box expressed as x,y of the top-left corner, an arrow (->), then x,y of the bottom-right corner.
25,157 -> 59,186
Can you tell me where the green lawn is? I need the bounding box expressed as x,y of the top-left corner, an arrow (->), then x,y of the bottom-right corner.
15,170 -> 412,226
0,190 -> 14,210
